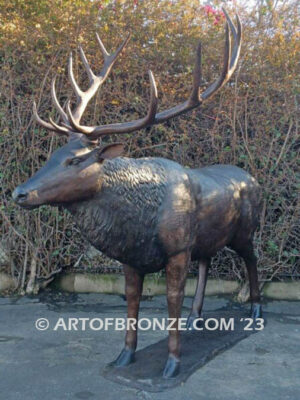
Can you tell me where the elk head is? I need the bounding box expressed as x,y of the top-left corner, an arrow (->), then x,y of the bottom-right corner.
13,9 -> 241,209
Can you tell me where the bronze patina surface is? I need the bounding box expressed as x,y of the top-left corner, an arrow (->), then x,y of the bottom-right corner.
13,10 -> 262,379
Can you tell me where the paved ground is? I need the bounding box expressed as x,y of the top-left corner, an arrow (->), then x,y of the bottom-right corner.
0,291 -> 299,400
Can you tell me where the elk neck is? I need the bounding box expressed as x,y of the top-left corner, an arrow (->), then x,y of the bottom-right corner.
64,157 -> 169,269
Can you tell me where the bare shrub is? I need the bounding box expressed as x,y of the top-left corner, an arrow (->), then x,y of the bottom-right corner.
0,0 -> 299,292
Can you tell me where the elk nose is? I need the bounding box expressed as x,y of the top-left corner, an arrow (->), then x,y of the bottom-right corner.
12,187 -> 28,203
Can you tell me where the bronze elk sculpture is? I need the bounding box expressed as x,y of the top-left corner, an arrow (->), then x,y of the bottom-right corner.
13,11 -> 262,378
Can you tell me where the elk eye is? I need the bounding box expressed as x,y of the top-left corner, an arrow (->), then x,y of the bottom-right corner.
67,157 -> 82,166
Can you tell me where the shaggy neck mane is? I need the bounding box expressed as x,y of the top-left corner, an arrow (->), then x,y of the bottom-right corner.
65,157 -> 168,266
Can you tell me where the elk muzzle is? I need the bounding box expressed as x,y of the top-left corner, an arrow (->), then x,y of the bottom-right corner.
12,183 -> 40,209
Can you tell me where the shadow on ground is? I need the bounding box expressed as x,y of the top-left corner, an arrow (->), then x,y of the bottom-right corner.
103,310 -> 259,392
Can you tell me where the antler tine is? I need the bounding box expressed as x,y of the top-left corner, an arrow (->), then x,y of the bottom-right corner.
200,10 -> 241,101
49,117 -> 70,135
231,14 -> 242,70
95,33 -> 110,59
33,101 -> 55,131
78,45 -> 96,83
222,9 -> 242,70
200,21 -> 231,101
146,70 -> 159,124
51,77 -> 69,125
223,8 -> 237,44
66,70 -> 158,138
70,34 -> 130,124
97,33 -> 131,82
33,102 -> 69,136
189,42 -> 202,105
66,100 -> 82,132
68,52 -> 83,101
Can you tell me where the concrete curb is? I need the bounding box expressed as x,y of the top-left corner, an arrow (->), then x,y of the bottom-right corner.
53,273 -> 300,300
1,272 -> 299,300
53,273 -> 240,297
263,281 -> 300,301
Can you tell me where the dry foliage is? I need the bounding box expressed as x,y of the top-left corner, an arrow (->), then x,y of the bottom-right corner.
0,0 -> 299,292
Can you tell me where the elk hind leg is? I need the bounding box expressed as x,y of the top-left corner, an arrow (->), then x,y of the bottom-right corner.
186,258 -> 210,330
234,241 -> 262,319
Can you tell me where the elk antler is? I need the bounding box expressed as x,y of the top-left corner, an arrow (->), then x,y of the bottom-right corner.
33,9 -> 241,140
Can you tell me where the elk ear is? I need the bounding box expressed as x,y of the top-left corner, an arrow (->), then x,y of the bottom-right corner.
97,143 -> 125,161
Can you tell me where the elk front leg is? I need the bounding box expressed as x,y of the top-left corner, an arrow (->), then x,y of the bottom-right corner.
163,251 -> 189,379
186,257 -> 210,330
113,265 -> 144,367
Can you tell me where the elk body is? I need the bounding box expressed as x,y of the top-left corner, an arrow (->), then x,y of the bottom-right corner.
13,11 -> 262,378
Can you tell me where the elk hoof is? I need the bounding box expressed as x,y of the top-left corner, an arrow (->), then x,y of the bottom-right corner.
186,313 -> 202,331
112,348 -> 135,367
163,355 -> 180,378
250,303 -> 262,320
